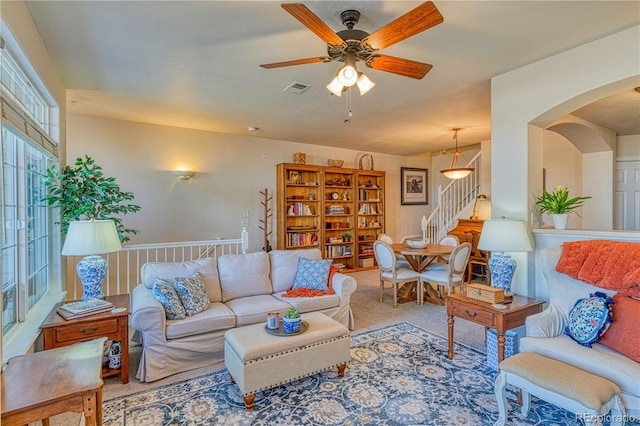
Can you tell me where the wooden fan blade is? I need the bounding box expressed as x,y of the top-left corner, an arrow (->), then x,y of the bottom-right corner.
260,56 -> 333,69
365,55 -> 433,79
282,3 -> 347,47
362,1 -> 443,51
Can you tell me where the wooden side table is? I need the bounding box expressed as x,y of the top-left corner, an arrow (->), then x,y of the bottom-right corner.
40,293 -> 130,384
446,293 -> 545,362
1,338 -> 105,426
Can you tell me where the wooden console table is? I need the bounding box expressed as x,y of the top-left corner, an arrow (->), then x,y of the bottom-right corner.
40,293 -> 130,383
446,293 -> 545,362
1,338 -> 105,425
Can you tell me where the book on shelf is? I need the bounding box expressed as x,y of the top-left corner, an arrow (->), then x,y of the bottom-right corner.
60,298 -> 113,315
56,306 -> 113,320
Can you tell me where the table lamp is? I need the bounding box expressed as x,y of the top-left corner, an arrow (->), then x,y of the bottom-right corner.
61,220 -> 122,300
477,218 -> 533,295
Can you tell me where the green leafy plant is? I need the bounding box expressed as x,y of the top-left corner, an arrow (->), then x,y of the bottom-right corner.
43,155 -> 141,242
535,185 -> 591,215
284,307 -> 300,319
342,233 -> 351,241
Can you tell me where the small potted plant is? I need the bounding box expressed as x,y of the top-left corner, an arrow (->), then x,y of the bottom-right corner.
535,185 -> 591,229
282,307 -> 302,334
342,233 -> 351,242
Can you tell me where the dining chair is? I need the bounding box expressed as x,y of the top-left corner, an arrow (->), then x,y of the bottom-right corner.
377,233 -> 411,269
464,229 -> 491,285
373,240 -> 421,307
418,242 -> 472,300
436,234 -> 460,263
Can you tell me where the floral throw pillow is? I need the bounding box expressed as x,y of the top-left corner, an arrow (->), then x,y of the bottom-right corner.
565,291 -> 615,347
174,272 -> 212,316
292,258 -> 333,291
152,278 -> 187,320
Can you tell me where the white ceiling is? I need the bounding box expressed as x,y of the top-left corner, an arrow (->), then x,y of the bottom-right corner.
24,1 -> 640,156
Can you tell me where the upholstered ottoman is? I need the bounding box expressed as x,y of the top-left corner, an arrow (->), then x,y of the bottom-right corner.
224,312 -> 350,410
494,352 -> 626,426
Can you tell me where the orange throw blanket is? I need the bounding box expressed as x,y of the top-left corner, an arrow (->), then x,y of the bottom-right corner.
556,240 -> 640,297
281,264 -> 338,297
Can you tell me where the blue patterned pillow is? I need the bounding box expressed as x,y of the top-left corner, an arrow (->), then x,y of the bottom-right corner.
152,279 -> 187,320
174,273 -> 212,316
565,291 -> 615,348
292,258 -> 333,291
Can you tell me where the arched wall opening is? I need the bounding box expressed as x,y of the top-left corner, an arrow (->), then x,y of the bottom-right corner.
491,24 -> 639,297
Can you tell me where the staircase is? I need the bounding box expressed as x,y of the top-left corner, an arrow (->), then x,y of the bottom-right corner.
422,152 -> 483,243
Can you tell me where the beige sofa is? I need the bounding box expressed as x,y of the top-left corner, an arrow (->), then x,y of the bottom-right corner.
130,249 -> 357,382
521,246 -> 639,419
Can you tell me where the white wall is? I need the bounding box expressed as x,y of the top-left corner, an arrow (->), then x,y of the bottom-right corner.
617,135 -> 640,161
492,24 -> 640,297
541,131 -> 583,229
67,114 -> 433,251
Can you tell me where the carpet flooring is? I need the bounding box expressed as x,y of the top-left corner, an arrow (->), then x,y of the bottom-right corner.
100,322 -> 580,425
44,269 -> 493,425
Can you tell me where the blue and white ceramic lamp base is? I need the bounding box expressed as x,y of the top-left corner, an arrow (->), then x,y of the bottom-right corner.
76,255 -> 108,300
488,253 -> 517,295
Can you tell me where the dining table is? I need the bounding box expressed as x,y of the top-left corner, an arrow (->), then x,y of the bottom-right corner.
390,243 -> 455,306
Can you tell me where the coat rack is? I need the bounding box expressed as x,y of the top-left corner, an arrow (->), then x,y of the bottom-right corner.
259,188 -> 273,252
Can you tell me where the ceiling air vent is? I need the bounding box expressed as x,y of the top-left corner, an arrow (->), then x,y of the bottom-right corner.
283,82 -> 312,95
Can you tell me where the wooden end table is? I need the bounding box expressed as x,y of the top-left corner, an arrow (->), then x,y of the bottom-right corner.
40,293 -> 130,384
446,293 -> 545,362
1,338 -> 105,426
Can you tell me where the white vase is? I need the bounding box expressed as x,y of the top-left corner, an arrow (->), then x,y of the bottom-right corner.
551,213 -> 568,230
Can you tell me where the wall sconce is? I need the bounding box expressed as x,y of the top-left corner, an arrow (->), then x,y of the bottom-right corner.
174,170 -> 195,180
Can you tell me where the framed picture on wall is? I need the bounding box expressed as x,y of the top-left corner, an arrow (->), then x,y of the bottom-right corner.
401,167 -> 428,205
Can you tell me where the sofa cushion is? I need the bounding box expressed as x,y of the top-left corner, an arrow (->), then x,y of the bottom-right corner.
565,291 -> 614,347
174,273 -> 212,316
269,249 -> 322,293
600,295 -> 640,362
292,258 -> 333,291
141,257 -> 222,302
152,278 -> 186,320
165,302 -> 235,339
218,252 -> 272,302
224,294 -> 291,327
273,291 -> 340,313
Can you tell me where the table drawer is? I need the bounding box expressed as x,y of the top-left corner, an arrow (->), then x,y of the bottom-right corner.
54,319 -> 119,343
450,303 -> 494,325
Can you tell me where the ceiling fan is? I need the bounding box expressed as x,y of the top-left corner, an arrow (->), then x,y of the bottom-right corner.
260,2 -> 444,96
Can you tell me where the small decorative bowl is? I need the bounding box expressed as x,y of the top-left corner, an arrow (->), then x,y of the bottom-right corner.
328,159 -> 343,168
406,239 -> 427,249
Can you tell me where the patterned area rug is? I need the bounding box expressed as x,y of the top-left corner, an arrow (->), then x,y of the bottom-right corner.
103,323 -> 582,425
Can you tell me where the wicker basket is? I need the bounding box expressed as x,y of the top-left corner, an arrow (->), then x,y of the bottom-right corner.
466,283 -> 505,304
328,159 -> 343,168
293,153 -> 306,164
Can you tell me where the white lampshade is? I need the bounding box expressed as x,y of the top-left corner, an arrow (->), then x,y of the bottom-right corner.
326,77 -> 344,97
61,220 -> 122,256
477,219 -> 532,252
356,72 -> 375,95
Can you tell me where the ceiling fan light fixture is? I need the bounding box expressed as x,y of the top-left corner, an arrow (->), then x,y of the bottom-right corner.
356,72 -> 375,95
336,51 -> 358,87
440,128 -> 475,180
326,76 -> 344,97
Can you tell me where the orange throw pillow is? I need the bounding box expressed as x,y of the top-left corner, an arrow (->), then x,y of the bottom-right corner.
599,294 -> 640,362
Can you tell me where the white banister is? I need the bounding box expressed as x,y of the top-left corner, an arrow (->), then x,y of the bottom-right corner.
424,152 -> 483,240
65,237 -> 247,300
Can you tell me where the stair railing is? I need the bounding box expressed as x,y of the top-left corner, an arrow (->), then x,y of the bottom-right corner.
423,152 -> 483,242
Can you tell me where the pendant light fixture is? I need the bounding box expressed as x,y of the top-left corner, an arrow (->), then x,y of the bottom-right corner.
440,128 -> 474,180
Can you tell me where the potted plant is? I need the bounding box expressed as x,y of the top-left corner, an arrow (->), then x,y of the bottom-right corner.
342,233 -> 351,242
535,185 -> 591,230
43,155 -> 141,242
282,307 -> 302,334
